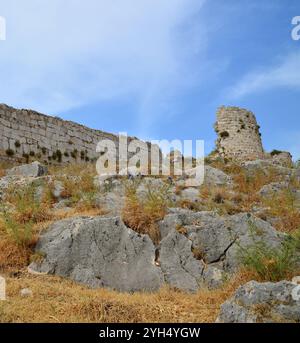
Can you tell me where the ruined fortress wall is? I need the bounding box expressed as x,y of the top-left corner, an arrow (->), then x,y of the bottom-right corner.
0,104 -> 148,164
215,106 -> 264,161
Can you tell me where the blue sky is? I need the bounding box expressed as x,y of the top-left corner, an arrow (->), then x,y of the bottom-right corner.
0,0 -> 299,158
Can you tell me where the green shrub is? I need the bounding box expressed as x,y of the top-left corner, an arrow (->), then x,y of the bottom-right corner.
6,149 -> 15,157
238,220 -> 300,281
220,131 -> 229,138
56,150 -> 62,163
23,153 -> 30,163
41,147 -> 47,155
14,140 -> 21,148
270,149 -> 283,156
2,212 -> 34,247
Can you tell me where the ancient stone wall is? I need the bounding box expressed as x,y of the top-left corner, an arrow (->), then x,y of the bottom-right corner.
0,104 -> 149,165
214,106 -> 264,161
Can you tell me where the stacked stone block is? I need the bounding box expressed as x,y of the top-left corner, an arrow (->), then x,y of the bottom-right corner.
0,104 -> 149,165
215,106 -> 265,161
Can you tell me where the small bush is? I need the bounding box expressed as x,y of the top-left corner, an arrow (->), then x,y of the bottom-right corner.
71,150 -> 78,159
270,149 -> 283,156
56,150 -> 62,163
14,140 -> 21,148
6,149 -> 15,157
29,151 -> 35,157
262,188 -> 300,233
4,184 -> 52,224
220,131 -> 229,138
2,213 -> 34,247
122,181 -> 170,243
23,153 -> 30,163
238,220 -> 300,282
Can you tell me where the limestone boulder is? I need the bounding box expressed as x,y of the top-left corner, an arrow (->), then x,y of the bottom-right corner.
257,181 -> 289,197
29,216 -> 163,292
159,230 -> 205,293
217,280 -> 300,323
242,160 -> 292,177
7,161 -> 48,178
159,211 -> 285,272
185,165 -> 232,187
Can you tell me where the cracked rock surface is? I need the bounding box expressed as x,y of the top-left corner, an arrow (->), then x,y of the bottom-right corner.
29,210 -> 285,293
217,280 -> 300,323
159,210 -> 285,272
29,216 -> 164,292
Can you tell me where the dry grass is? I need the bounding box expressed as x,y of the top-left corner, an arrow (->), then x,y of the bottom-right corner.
0,168 -> 106,274
199,185 -> 241,215
262,189 -> 300,233
122,181 -> 170,244
0,269 -> 256,323
198,167 -> 281,214
0,161 -> 14,177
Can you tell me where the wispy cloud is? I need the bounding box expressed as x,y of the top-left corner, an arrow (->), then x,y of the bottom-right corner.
227,51 -> 300,99
0,0 -> 206,123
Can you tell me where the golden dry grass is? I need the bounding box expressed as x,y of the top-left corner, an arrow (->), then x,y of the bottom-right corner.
262,189 -> 300,233
122,194 -> 164,244
0,270 -> 255,323
122,181 -> 169,243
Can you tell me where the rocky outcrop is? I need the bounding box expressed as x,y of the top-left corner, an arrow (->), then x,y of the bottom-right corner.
29,216 -> 164,292
242,159 -> 292,177
6,161 -> 48,178
159,211 -> 285,272
217,280 -> 300,323
185,165 -> 232,186
0,162 -> 49,200
28,209 -> 286,293
159,230 -> 205,292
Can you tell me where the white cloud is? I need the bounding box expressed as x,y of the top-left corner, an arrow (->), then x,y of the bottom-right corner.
227,51 -> 300,99
0,0 -> 206,124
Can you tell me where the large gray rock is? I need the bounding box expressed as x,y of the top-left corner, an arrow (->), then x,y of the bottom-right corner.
7,161 -> 48,178
185,165 -> 232,186
217,280 -> 300,323
29,216 -> 163,292
159,230 -> 205,292
180,187 -> 200,202
258,181 -> 289,197
29,213 -> 228,292
204,165 -> 232,186
242,160 -> 292,177
159,211 -> 285,272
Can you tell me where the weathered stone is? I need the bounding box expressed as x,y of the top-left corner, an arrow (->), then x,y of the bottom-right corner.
159,230 -> 205,292
217,280 -> 300,323
258,182 -> 289,197
180,188 -> 200,202
20,288 -> 33,297
215,106 -> 264,161
7,161 -> 48,178
185,165 -> 232,186
271,151 -> 293,168
202,265 -> 227,289
159,211 -> 285,272
242,160 -> 292,177
29,216 -> 163,292
51,180 -> 65,199
0,104 -> 154,165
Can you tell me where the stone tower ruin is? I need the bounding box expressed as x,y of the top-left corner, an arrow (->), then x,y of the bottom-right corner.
214,106 -> 264,161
